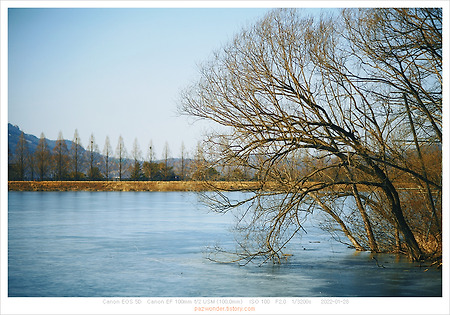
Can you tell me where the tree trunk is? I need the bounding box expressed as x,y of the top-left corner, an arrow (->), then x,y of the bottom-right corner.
371,163 -> 423,260
351,184 -> 379,252
309,192 -> 365,251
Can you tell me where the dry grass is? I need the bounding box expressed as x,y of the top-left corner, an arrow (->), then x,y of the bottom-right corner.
8,181 -> 263,192
8,180 -> 420,192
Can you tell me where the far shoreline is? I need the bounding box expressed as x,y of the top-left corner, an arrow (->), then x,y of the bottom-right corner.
8,180 -> 421,193
7,180 -> 263,192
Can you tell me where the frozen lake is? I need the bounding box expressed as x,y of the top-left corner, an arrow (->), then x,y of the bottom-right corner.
8,191 -> 441,297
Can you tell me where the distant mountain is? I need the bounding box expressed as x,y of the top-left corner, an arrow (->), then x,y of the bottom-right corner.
8,123 -> 187,166
8,124 -> 119,180
8,123 -> 255,181
7,123 -> 192,176
8,123 -> 80,157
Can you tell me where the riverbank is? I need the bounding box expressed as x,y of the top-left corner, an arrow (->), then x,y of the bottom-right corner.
8,180 -> 421,192
8,180 -> 264,192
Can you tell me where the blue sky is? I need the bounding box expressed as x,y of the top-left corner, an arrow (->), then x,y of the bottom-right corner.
7,7 -> 273,158
7,6 -> 336,159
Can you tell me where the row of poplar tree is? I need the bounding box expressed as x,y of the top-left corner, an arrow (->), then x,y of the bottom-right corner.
9,129 -> 253,182
9,130 -> 192,181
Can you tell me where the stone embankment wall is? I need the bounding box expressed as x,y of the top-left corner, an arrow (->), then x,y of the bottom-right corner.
8,181 -> 263,192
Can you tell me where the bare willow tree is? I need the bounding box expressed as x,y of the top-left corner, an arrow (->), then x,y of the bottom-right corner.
180,8 -> 441,263
341,8 -> 442,257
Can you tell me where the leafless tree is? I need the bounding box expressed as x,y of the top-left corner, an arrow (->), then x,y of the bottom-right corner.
191,141 -> 219,181
86,133 -> 100,180
71,129 -> 84,180
103,136 -> 112,180
162,141 -> 171,180
131,138 -> 142,161
143,140 -> 156,180
35,133 -> 51,181
147,140 -> 155,164
181,8 -> 441,262
180,141 -> 187,180
13,132 -> 29,180
52,131 -> 69,180
130,138 -> 143,180
116,135 -> 127,181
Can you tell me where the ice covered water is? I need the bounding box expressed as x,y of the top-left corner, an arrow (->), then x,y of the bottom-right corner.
8,191 -> 441,297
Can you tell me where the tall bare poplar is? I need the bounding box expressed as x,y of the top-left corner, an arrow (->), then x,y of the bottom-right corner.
116,136 -> 127,181
86,133 -> 100,180
71,129 -> 84,180
35,133 -> 51,181
130,138 -> 143,180
13,132 -> 29,180
147,141 -> 155,165
52,131 -> 69,180
143,141 -> 156,180
180,141 -> 187,180
162,141 -> 171,180
103,136 -> 112,181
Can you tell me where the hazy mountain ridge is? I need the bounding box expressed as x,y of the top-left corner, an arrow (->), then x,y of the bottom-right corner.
8,123 -> 80,156
8,123 -> 186,166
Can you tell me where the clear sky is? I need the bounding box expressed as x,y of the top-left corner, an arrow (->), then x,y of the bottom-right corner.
7,7 -> 273,159
7,4 -> 335,159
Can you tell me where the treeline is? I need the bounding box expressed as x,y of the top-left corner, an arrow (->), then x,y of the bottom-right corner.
9,128 -> 442,185
8,129 -> 258,182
